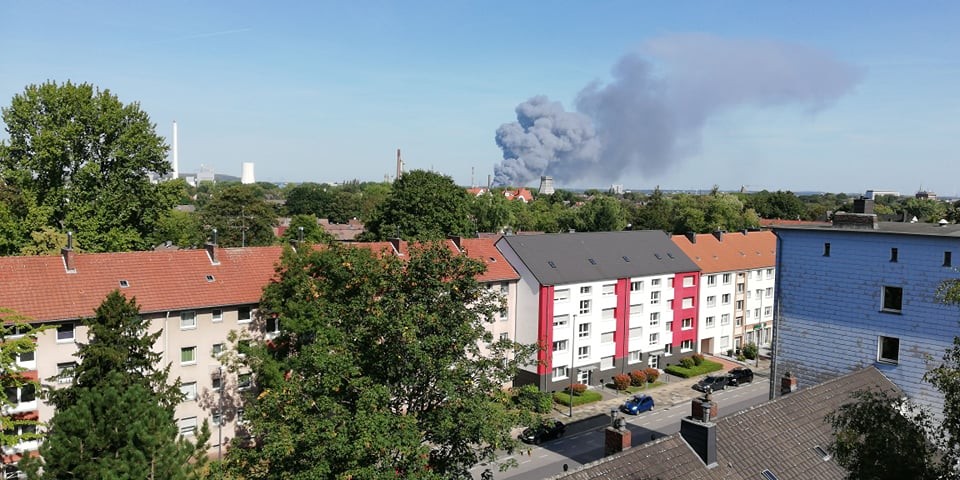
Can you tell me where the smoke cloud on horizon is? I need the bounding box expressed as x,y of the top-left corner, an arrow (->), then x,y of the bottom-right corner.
493,34 -> 863,187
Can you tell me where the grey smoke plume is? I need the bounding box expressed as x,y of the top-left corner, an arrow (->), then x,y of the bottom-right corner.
493,34 -> 863,187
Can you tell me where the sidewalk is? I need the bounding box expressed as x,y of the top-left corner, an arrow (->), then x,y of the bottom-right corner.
550,354 -> 771,430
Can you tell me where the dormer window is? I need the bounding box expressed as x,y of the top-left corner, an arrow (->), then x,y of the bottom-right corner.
119,280 -> 130,288
205,275 -> 215,282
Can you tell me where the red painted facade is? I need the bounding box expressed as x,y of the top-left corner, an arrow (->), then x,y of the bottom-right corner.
671,271 -> 700,349
615,278 -> 630,360
536,285 -> 554,375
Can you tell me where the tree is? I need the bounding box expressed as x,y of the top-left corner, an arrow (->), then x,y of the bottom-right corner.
223,242 -> 538,478
199,184 -> 277,247
633,187 -> 673,232
279,214 -> 333,245
0,81 -> 176,252
469,192 -> 513,233
364,170 -> 473,241
149,209 -> 205,249
0,310 -> 43,452
24,291 -> 208,478
577,195 -> 626,232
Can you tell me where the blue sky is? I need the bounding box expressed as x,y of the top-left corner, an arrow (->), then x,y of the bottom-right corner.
1,1 -> 958,195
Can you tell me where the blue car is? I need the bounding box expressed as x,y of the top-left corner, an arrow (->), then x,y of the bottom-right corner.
620,394 -> 655,415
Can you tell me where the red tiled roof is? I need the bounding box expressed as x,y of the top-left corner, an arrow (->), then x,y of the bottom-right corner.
671,231 -> 776,273
0,247 -> 284,323
457,238 -> 520,282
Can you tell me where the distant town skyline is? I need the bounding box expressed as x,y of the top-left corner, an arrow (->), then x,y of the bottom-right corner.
2,1 -> 959,195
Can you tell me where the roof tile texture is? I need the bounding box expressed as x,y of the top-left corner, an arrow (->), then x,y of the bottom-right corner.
671,231 -> 776,274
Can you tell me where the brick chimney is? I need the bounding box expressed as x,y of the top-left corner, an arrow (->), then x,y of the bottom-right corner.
61,231 -> 77,273
447,235 -> 463,252
832,211 -> 878,229
604,410 -> 631,456
206,228 -> 219,265
685,231 -> 697,244
781,371 -> 798,395
681,393 -> 718,467
853,197 -> 874,214
712,229 -> 723,242
388,237 -> 401,255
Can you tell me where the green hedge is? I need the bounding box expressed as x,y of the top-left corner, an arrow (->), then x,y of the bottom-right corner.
553,390 -> 602,407
665,359 -> 724,378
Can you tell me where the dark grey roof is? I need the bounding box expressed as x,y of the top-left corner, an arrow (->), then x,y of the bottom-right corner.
775,220 -> 960,238
496,231 -> 700,286
555,367 -> 899,480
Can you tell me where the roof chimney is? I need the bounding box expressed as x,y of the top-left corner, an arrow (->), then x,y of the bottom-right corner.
685,231 -> 696,244
712,229 -> 723,242
853,197 -> 874,214
604,409 -> 631,456
681,393 -> 718,467
206,228 -> 219,265
832,212 -> 879,229
781,371 -> 798,395
388,237 -> 401,254
62,231 -> 76,273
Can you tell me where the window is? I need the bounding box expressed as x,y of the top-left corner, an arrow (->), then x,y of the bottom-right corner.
945,252 -> 953,267
721,314 -> 730,325
735,316 -> 743,326
629,327 -> 643,339
649,312 -> 660,327
736,283 -> 745,293
578,323 -> 590,338
766,268 -> 774,278
650,291 -> 660,304
601,356 -> 614,369
722,273 -> 732,284
735,300 -> 744,310
882,286 -> 903,313
5,384 -> 36,405
629,350 -> 642,363
212,375 -> 223,392
721,294 -> 731,305
630,280 -> 643,292
755,289 -> 763,299
57,362 -> 76,384
212,309 -> 223,323
179,417 -> 197,436
579,300 -> 591,315
56,323 -> 75,343
237,408 -> 247,425
629,304 -> 643,319
577,346 -> 589,360
238,306 -> 252,323
602,284 -> 615,295
682,318 -> 693,330
651,279 -> 661,287
823,242 -> 831,256
706,296 -> 716,307
754,308 -> 761,319
499,332 -> 509,341
180,311 -> 197,330
705,316 -> 715,328
181,382 -> 197,401
181,346 -> 197,365
553,314 -> 569,327
580,286 -> 592,295
665,320 -> 673,331
602,308 -> 615,320
764,306 -> 772,317
212,410 -> 222,426
266,317 -> 280,336
683,276 -> 695,287
720,336 -> 730,348
212,343 -> 225,357
664,343 -> 673,355
878,336 -> 900,364
707,275 -> 717,286
681,339 -> 693,351
499,306 -> 508,320
649,333 -> 659,345
238,372 -> 253,390
681,297 -> 694,309
601,331 -> 615,343
766,287 -> 773,298
552,340 -> 568,352
500,282 -> 509,294
15,350 -> 35,367
554,289 -> 570,302
890,247 -> 898,262
552,366 -> 568,380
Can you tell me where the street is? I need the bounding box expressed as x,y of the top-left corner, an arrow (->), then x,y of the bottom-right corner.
471,381 -> 770,479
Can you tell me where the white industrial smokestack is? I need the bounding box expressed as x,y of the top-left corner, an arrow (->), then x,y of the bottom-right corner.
171,120 -> 179,180
241,162 -> 255,184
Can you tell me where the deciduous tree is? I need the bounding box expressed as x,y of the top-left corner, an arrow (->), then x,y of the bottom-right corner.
364,170 -> 473,241
198,184 -> 277,247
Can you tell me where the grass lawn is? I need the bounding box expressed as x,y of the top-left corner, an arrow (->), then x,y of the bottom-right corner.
603,381 -> 667,394
664,359 -> 724,378
553,390 -> 603,407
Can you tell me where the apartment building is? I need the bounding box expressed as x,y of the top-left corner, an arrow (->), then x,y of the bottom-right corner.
772,202 -> 960,414
672,231 -> 777,355
0,236 -> 517,469
495,231 -> 700,392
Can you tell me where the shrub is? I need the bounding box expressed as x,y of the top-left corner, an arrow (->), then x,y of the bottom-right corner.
691,353 -> 705,366
742,342 -> 759,360
643,368 -> 660,383
554,390 -> 602,407
680,357 -> 695,369
629,370 -> 647,386
514,384 -> 552,413
613,374 -> 631,391
564,383 -> 587,396
665,359 -> 724,378
726,349 -> 735,356
737,354 -> 747,362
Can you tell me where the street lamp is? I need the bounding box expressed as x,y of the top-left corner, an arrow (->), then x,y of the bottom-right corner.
217,365 -> 224,460
569,314 -> 577,418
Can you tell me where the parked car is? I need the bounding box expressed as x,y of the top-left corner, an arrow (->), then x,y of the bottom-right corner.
727,367 -> 754,386
692,375 -> 730,392
620,394 -> 655,415
519,420 -> 566,444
